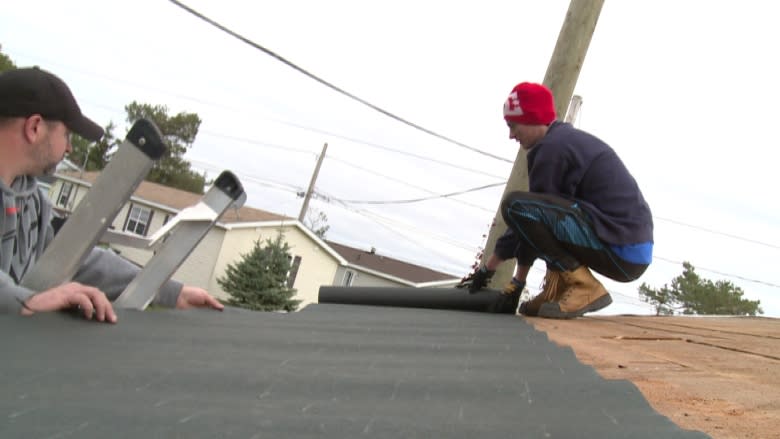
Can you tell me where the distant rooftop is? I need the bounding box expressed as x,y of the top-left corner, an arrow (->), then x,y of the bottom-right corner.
59,171 -> 290,223
327,240 -> 458,283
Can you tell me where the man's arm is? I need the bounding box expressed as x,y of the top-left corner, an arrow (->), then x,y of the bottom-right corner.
73,247 -> 183,307
75,247 -> 222,310
0,271 -> 35,313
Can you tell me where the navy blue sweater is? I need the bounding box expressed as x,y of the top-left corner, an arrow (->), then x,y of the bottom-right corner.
495,122 -> 653,261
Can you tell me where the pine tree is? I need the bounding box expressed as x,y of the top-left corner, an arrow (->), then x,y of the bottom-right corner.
639,262 -> 762,316
217,234 -> 300,312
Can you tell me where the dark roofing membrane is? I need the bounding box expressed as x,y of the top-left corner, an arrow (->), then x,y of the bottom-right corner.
0,305 -> 709,438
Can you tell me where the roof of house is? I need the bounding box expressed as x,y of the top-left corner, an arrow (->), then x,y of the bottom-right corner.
59,171 -> 289,223
326,240 -> 458,283
0,306 -> 710,439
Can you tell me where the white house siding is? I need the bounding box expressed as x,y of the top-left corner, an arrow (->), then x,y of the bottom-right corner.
167,227 -> 227,289
47,178 -> 89,211
107,203 -> 172,263
211,226 -> 341,308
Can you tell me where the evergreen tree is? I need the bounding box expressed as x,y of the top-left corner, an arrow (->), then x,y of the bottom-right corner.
639,262 -> 762,316
638,282 -> 675,316
69,122 -> 119,171
218,234 -> 300,312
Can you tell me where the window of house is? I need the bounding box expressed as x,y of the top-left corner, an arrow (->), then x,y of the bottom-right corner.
124,204 -> 153,236
287,255 -> 302,288
343,269 -> 356,286
56,182 -> 74,208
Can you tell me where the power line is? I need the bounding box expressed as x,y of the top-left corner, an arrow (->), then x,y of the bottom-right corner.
312,187 -> 481,253
11,49 -> 511,180
653,255 -> 780,289
327,156 -> 495,213
168,0 -> 512,163
272,120 -> 510,180
12,50 -> 512,179
199,131 -> 318,157
189,157 -> 484,254
189,158 -> 304,194
655,216 -> 780,250
333,182 -> 506,205
331,203 -> 478,273
80,95 -> 509,180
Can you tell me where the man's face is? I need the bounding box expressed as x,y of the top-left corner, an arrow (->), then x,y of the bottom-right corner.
29,120 -> 72,175
508,122 -> 534,150
508,121 -> 549,151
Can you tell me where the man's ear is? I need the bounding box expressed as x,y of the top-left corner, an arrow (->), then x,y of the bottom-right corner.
22,114 -> 45,143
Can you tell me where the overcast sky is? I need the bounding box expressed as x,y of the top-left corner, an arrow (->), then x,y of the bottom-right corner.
2,0 -> 778,316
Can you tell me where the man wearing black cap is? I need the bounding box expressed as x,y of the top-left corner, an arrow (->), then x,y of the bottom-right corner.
0,67 -> 224,322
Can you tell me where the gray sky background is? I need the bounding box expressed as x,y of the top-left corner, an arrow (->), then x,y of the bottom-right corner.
2,0 -> 778,316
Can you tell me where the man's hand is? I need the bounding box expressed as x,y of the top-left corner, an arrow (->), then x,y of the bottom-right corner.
456,266 -> 496,294
22,282 -> 117,323
176,286 -> 224,311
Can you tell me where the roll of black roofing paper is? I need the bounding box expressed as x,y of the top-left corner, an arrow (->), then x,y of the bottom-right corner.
318,286 -> 519,314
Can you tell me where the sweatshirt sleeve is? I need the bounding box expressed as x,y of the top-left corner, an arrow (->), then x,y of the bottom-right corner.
73,247 -> 183,308
0,271 -> 35,313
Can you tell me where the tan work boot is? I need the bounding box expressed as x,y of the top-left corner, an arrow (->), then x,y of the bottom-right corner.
518,269 -> 565,316
538,265 -> 612,319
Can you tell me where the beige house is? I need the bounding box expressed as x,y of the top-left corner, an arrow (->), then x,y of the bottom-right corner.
48,171 -> 459,307
327,241 -> 459,288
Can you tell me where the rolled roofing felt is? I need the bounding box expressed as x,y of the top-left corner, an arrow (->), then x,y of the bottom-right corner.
318,286 -> 518,313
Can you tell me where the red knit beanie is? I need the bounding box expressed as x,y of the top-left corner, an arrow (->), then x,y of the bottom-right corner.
503,82 -> 556,125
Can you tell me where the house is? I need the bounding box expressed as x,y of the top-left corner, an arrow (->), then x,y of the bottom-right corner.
327,241 -> 459,288
36,158 -> 81,194
47,171 -> 460,307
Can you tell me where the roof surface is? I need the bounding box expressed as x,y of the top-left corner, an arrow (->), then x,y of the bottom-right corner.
0,305 -> 709,438
327,240 -> 458,282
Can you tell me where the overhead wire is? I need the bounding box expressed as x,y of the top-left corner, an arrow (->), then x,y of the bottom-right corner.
10,49 -> 510,179
327,155 -> 496,213
654,216 -> 780,250
333,182 -> 506,205
168,0 -> 512,163
652,256 -> 780,289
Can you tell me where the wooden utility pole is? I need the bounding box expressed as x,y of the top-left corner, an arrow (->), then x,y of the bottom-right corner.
298,142 -> 328,222
481,0 -> 604,288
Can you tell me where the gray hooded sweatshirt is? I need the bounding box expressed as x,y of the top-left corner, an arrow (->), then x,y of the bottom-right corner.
1,176 -> 182,313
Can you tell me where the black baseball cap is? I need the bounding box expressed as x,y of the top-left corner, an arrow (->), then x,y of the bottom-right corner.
0,67 -> 103,141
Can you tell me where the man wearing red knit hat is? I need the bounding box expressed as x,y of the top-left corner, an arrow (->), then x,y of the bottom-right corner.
459,82 -> 653,319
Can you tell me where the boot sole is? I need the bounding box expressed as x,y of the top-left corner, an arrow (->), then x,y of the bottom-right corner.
537,294 -> 613,319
